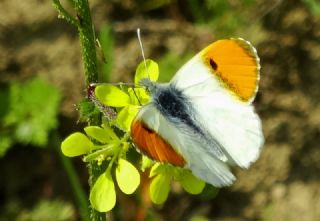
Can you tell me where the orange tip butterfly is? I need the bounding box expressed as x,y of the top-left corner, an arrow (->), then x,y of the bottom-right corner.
130,37 -> 264,187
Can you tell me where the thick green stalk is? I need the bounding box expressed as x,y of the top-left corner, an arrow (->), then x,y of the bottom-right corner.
72,1 -> 105,220
73,0 -> 99,84
52,0 -> 105,220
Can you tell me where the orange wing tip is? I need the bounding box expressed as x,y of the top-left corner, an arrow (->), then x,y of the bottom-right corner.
201,38 -> 260,103
131,119 -> 186,167
232,37 -> 261,72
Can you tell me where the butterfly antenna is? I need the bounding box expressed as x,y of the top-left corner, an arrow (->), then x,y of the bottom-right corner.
132,87 -> 142,106
137,28 -> 150,80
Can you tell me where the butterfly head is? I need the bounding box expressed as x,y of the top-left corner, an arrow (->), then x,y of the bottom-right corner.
139,78 -> 159,95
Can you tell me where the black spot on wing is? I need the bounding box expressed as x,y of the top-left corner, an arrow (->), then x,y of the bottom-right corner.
209,58 -> 218,71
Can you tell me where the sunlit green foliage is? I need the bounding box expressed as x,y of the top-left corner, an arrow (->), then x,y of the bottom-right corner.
134,59 -> 159,84
149,163 -> 205,204
150,171 -> 171,204
90,170 -> 116,212
177,169 -> 206,194
61,132 -> 93,157
0,78 -> 61,156
116,158 -> 140,194
95,85 -> 131,107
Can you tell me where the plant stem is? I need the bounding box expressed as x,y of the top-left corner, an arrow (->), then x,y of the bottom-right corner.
72,1 -> 105,220
52,0 -> 78,26
52,0 -> 105,220
73,0 -> 99,84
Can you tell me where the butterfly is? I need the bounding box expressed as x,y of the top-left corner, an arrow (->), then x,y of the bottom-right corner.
130,38 -> 264,187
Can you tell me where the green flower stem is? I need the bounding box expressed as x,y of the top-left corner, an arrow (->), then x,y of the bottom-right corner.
73,0 -> 99,84
99,134 -> 131,174
52,0 -> 78,26
73,0 -> 102,219
106,144 -> 121,173
83,144 -> 118,162
104,133 -> 130,172
121,132 -> 130,142
52,0 -> 98,83
52,0 -> 104,220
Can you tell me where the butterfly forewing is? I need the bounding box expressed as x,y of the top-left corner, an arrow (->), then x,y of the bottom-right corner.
131,38 -> 264,187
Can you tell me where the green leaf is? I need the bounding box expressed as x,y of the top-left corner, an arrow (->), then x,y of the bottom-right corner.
179,170 -> 205,194
128,88 -> 150,105
61,132 -> 93,157
3,78 -> 61,147
115,106 -> 139,131
95,85 -> 130,107
84,126 -> 111,143
150,163 -> 161,177
149,163 -> 168,177
90,171 -> 116,212
83,143 -> 116,162
101,123 -> 119,141
134,59 -> 159,84
150,173 -> 171,204
141,155 -> 154,172
115,159 -> 140,194
78,98 -> 100,123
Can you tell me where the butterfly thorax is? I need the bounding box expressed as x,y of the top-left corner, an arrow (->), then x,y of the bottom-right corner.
141,79 -> 198,130
140,78 -> 227,161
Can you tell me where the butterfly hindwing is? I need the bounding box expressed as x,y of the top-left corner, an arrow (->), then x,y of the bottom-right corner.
190,94 -> 264,168
132,104 -> 236,187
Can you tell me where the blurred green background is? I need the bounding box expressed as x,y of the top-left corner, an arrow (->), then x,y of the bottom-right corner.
1,0 -> 320,220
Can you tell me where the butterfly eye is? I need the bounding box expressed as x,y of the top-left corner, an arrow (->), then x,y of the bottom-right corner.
209,58 -> 218,71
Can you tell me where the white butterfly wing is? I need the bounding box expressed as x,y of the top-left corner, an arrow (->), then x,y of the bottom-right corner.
135,104 -> 236,187
190,93 -> 264,168
132,38 -> 263,187
170,38 -> 263,168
